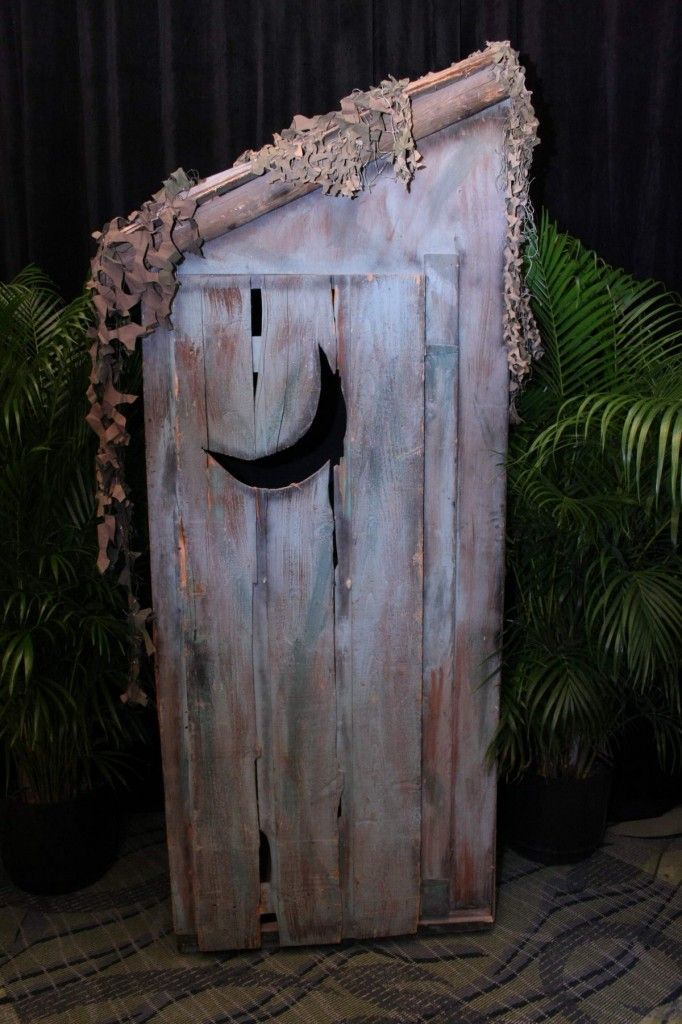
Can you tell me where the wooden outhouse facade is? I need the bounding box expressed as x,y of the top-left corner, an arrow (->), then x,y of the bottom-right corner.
100,44 -> 539,952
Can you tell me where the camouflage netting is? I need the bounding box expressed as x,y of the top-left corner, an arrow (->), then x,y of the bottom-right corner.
86,44 -> 540,700
86,169 -> 201,702
235,75 -> 423,197
487,40 -> 542,411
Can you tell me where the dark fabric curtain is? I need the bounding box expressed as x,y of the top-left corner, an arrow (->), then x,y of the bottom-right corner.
2,0 -> 682,299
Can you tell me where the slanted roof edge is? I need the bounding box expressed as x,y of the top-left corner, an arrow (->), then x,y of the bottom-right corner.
86,40 -> 540,605
186,41 -> 509,216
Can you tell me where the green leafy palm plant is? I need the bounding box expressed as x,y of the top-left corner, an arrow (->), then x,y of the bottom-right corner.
492,211 -> 682,782
0,267 -> 133,804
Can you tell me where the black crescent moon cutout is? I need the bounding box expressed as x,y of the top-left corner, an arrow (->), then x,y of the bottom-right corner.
205,346 -> 346,489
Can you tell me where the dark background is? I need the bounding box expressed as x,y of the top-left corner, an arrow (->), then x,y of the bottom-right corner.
2,1 -> 680,812
2,0 -> 682,300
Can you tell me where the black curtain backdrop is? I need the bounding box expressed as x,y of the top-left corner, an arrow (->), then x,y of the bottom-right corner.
2,0 -> 682,300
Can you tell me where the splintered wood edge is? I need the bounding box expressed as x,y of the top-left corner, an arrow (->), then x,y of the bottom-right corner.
171,51 -> 507,250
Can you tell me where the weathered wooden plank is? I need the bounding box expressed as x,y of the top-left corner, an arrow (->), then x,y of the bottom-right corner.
172,283 -> 261,951
142,324 -> 195,941
335,273 -> 425,939
254,276 -> 329,456
451,198 -> 508,914
197,461 -> 261,949
201,279 -> 255,458
263,466 -> 342,945
201,279 -> 262,948
332,286 -> 353,938
252,489 -> 275,924
420,255 -> 460,920
248,277 -> 342,946
250,277 -> 341,945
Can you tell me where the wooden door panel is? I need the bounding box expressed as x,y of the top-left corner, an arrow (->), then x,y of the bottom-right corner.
147,272 -> 428,949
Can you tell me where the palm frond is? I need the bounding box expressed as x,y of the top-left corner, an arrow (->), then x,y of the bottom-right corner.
0,267 -> 134,802
496,213 -> 682,781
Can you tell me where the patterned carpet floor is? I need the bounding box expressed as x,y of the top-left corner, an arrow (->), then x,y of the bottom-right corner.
0,813 -> 680,1024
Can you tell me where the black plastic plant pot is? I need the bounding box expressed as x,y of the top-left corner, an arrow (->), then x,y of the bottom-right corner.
501,762 -> 613,865
2,786 -> 121,895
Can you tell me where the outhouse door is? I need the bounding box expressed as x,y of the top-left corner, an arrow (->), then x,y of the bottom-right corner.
145,263 -> 460,950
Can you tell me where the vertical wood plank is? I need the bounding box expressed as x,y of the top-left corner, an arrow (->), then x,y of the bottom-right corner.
451,217 -> 508,913
333,337 -> 352,939
142,324 -> 195,941
202,280 -> 256,458
252,277 -> 342,945
335,273 -> 425,939
195,461 -> 261,949
252,487 -> 275,924
255,276 -> 336,456
264,467 -> 342,944
420,255 -> 460,920
175,281 -> 261,951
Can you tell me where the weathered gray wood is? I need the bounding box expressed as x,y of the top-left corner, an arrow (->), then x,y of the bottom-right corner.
255,276 -> 336,456
333,456 -> 352,934
197,461 -> 261,949
332,292 -> 352,938
451,190 -> 508,914
251,278 -> 341,945
248,277 -> 342,946
252,488 -> 274,924
201,280 -> 263,948
335,273 -> 425,939
421,255 -> 460,919
172,284 -> 261,950
142,324 -> 195,941
147,98 -> 511,944
184,113 -> 509,926
202,280 -> 255,458
263,466 -> 342,944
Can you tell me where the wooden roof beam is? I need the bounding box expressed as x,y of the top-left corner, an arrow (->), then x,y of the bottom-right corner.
172,47 -> 507,251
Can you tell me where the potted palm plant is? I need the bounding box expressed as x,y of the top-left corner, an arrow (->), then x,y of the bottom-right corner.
492,213 -> 682,863
0,268 -> 136,893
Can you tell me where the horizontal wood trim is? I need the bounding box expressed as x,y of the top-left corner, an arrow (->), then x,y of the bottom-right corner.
418,909 -> 495,931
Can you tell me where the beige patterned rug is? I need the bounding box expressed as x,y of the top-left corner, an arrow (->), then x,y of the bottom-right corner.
0,813 -> 680,1024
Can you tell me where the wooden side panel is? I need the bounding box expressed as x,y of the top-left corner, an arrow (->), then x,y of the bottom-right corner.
173,283 -> 261,951
451,205 -> 508,913
263,468 -> 342,944
142,324 -> 195,940
255,276 -> 335,457
420,255 -> 460,921
335,274 -> 425,939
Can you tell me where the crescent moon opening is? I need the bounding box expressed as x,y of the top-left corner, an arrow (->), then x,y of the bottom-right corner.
205,346 -> 346,489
